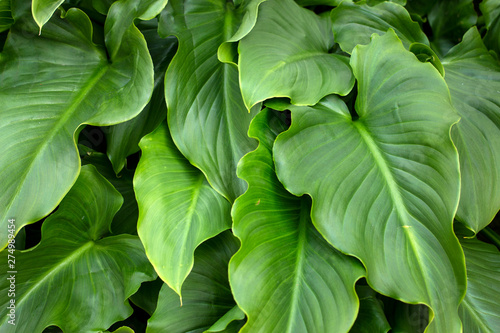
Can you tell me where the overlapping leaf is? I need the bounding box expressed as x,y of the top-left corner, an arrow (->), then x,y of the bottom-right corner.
147,232 -> 241,333
134,122 -> 231,296
273,31 -> 466,332
106,21 -> 178,174
238,0 -> 354,109
459,237 -> 500,332
159,0 -> 261,202
427,0 -> 477,57
481,0 -> 500,56
350,286 -> 390,333
0,165 -> 156,332
80,148 -> 138,235
331,0 -> 428,54
0,0 -> 164,249
230,109 -> 364,332
442,28 -> 500,232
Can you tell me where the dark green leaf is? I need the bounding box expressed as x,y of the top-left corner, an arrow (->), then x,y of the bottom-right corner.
0,165 -> 156,332
147,232 -> 239,333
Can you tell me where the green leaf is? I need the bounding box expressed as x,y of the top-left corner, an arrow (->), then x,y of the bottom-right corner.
404,0 -> 434,17
0,0 -> 14,32
427,0 -> 477,57
217,0 -> 267,65
0,165 -> 156,332
31,0 -> 64,30
205,306 -> 246,333
366,0 -> 406,6
350,286 -> 390,333
383,300 -> 428,333
481,0 -> 500,60
295,0 -> 342,6
409,42 -> 445,77
0,0 -> 163,249
273,31 -> 466,332
129,278 -> 163,316
331,0 -> 428,54
160,0 -> 259,202
106,21 -> 178,174
81,150 -> 138,235
135,122 -> 232,296
459,237 -> 500,332
239,0 -> 354,109
442,27 -> 500,232
230,109 -> 364,332
147,232 -> 239,333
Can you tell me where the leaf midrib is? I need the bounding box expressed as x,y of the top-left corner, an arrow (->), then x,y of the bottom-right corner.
174,173 -> 205,295
0,240 -> 94,325
2,63 -> 109,225
285,199 -> 309,333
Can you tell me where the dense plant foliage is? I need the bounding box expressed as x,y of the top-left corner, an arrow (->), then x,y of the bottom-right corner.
1,0 -> 500,332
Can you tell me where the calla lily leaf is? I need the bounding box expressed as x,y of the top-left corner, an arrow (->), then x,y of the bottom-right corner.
443,27 -> 500,232
147,232 -> 240,333
273,30 -> 466,332
239,0 -> 354,109
135,122 -> 232,296
0,165 -> 156,332
0,0 -> 165,249
230,108 -> 365,332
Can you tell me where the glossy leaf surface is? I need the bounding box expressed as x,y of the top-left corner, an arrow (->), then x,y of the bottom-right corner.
459,237 -> 500,332
239,0 -> 354,109
160,0 -> 259,202
331,0 -> 428,54
443,28 -> 500,232
231,109 -> 364,332
135,122 -> 231,295
273,31 -> 466,332
0,165 -> 156,332
0,0 -> 161,248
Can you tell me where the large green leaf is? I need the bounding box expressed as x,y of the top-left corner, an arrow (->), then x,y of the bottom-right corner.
230,108 -> 364,332
135,122 -> 232,296
331,0 -> 428,54
147,232 -> 240,333
481,0 -> 500,58
0,0 -> 13,32
441,27 -> 500,232
106,21 -> 178,174
159,0 -> 260,202
0,165 -> 156,332
0,0 -> 164,249
238,0 -> 354,109
427,0 -> 477,57
459,237 -> 500,332
273,31 -> 466,332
